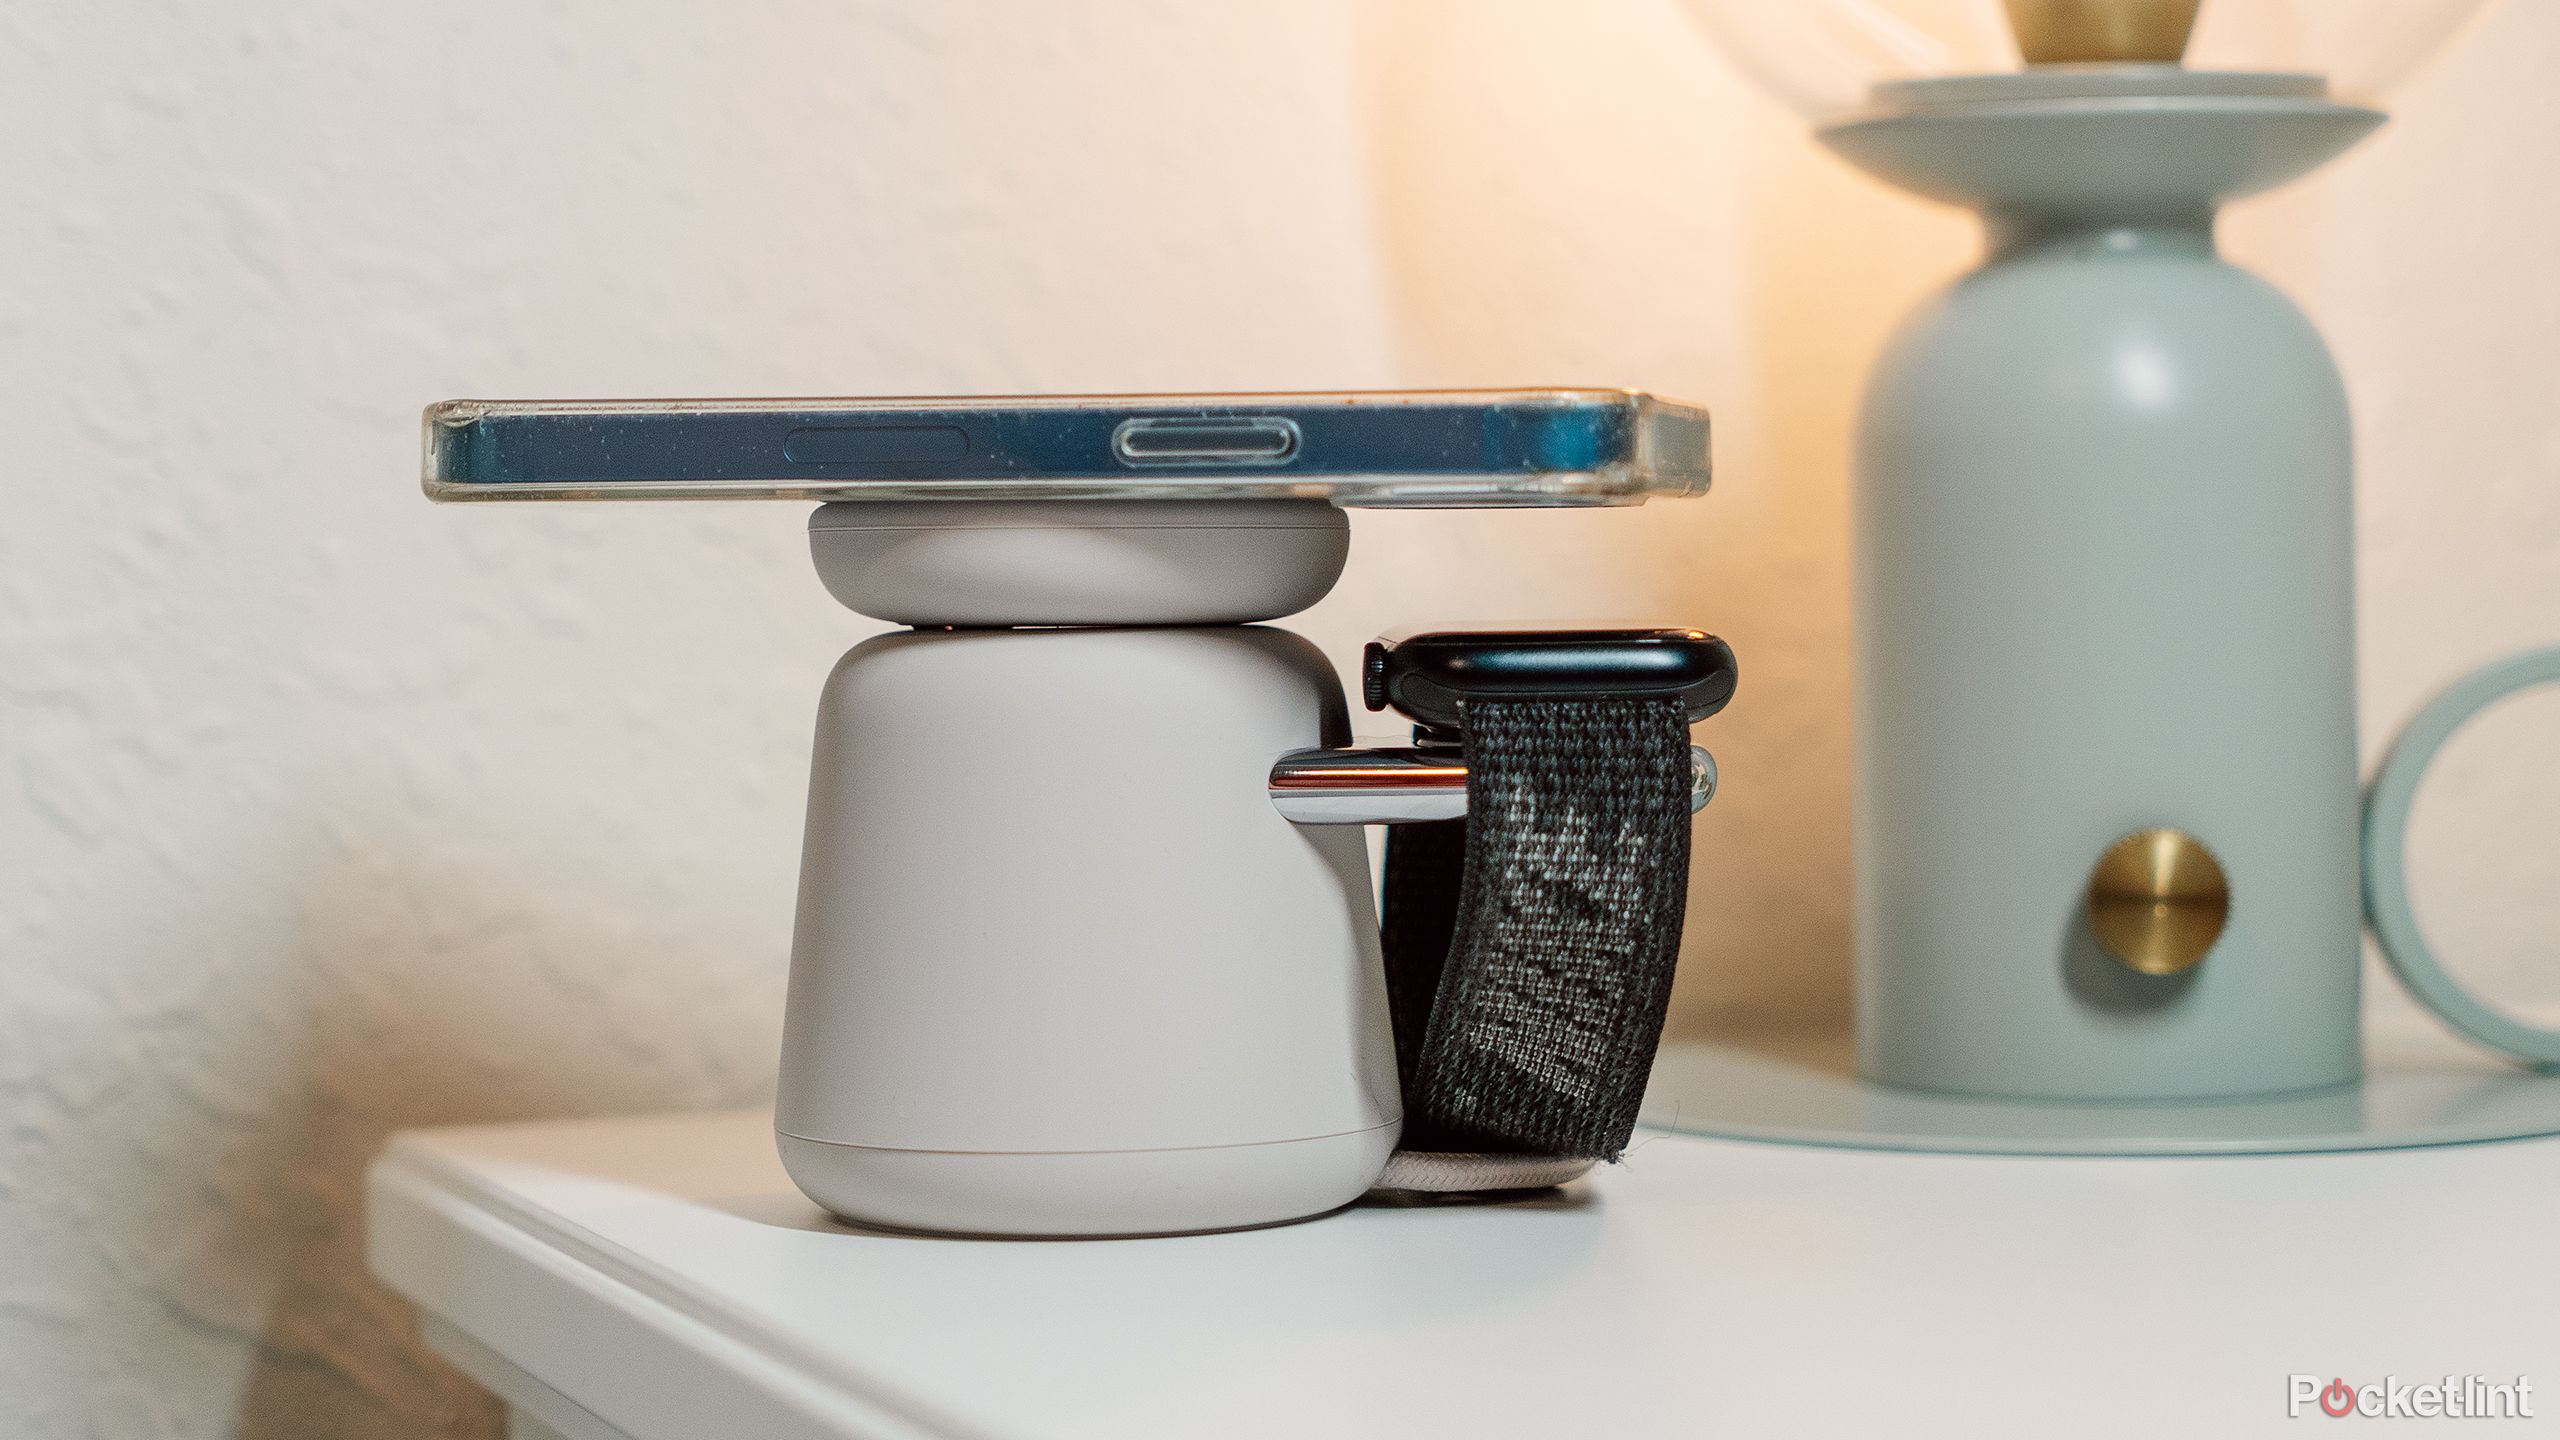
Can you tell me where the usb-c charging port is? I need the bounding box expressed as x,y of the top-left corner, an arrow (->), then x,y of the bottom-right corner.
1112,416 -> 1301,467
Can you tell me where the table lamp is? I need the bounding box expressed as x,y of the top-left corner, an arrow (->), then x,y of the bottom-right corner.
1651,0 -> 2560,1154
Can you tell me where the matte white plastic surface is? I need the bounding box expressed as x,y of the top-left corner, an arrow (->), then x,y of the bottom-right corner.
807,499 -> 1349,626
777,625 -> 1401,1234
367,1092 -> 2560,1440
775,1128 -> 1398,1238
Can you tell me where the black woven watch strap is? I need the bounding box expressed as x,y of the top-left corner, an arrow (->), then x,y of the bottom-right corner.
1381,696 -> 1695,1160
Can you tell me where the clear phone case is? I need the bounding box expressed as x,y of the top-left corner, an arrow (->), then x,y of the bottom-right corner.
423,390 -> 1710,509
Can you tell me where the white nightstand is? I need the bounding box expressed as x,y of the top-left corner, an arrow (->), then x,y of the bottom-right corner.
368,1059 -> 2560,1439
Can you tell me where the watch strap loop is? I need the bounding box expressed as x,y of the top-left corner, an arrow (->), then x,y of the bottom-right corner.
1381,696 -> 1697,1168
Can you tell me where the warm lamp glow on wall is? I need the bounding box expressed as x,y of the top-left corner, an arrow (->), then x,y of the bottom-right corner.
1640,0 -> 2560,1156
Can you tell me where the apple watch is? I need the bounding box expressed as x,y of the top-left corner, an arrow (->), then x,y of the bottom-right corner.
1365,626 -> 1736,1169
1363,625 -> 1737,735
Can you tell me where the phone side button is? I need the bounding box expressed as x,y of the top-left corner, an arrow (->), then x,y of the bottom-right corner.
1111,416 -> 1301,467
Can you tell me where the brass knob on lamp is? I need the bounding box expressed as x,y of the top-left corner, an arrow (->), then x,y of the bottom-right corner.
2003,0 -> 2200,65
2085,827 -> 2229,975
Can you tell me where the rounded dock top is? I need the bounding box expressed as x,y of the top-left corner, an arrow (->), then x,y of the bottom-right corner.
807,499 -> 1350,627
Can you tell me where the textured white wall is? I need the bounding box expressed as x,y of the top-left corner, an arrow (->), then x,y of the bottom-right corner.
2,2 -> 2555,1436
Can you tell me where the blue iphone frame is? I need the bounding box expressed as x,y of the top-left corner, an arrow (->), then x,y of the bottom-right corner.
422,390 -> 1709,507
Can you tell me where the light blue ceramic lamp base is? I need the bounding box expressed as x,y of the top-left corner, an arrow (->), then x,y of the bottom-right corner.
1668,69 -> 2560,1153
1832,70 -> 2384,1106
1642,1030 -> 2560,1157
1645,644 -> 2560,1157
